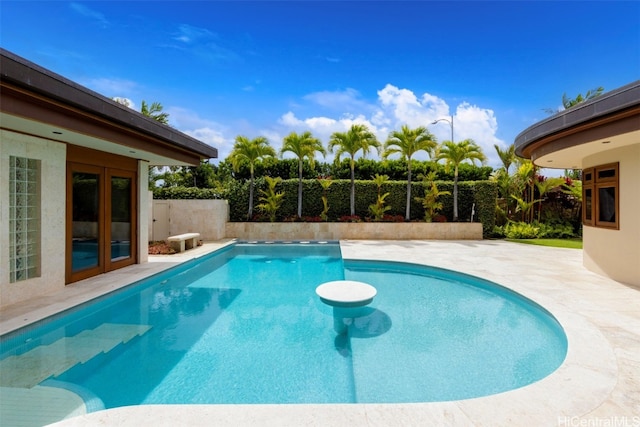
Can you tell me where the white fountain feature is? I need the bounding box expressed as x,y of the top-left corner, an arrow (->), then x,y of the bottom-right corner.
316,280 -> 377,334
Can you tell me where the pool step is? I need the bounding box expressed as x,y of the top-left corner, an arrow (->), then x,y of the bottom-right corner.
0,323 -> 151,388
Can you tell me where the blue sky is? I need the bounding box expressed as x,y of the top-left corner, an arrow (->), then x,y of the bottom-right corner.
2,1 -> 639,170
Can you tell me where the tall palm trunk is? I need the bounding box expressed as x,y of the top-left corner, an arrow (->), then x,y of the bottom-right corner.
405,160 -> 412,221
530,180 -> 535,223
297,160 -> 303,218
453,167 -> 459,221
248,167 -> 255,220
350,157 -> 356,216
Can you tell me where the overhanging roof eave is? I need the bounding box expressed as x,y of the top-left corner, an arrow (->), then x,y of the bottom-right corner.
514,81 -> 640,158
0,48 -> 218,160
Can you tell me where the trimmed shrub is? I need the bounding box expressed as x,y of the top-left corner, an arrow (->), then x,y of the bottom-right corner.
493,220 -> 577,239
153,186 -> 222,200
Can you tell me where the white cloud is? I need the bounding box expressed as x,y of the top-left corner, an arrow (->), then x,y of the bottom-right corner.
303,88 -> 368,112
185,127 -> 231,156
173,24 -> 216,44
279,112 -> 380,140
272,84 -> 506,167
167,107 -> 234,160
112,97 -> 135,109
453,103 -> 504,166
167,84 -> 506,168
69,3 -> 109,28
376,84 -> 449,129
168,24 -> 239,63
84,78 -> 138,97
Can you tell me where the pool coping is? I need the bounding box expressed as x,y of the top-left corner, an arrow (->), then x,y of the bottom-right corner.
1,239 -> 638,426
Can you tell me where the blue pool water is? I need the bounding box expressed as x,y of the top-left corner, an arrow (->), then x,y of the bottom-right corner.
0,242 -> 567,409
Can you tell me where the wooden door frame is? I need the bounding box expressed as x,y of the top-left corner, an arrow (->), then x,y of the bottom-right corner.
66,146 -> 138,284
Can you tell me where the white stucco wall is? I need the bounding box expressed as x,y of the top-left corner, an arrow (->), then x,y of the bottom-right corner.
152,199 -> 229,241
583,144 -> 640,286
0,130 -> 66,308
138,164 -> 149,264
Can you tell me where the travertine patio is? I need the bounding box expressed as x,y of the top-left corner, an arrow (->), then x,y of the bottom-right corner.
1,240 -> 638,426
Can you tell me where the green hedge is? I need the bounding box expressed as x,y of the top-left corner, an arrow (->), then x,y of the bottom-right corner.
153,186 -> 223,200
220,179 -> 496,236
154,180 -> 497,237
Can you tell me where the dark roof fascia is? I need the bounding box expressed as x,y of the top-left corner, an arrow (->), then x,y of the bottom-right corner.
0,48 -> 217,159
514,80 -> 640,157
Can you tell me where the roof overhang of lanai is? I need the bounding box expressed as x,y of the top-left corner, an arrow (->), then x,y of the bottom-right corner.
514,81 -> 640,170
0,49 -> 218,166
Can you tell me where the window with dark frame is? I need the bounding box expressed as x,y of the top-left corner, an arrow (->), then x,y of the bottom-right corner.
582,163 -> 619,229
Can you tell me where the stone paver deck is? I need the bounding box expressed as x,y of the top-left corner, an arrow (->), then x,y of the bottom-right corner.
1,239 -> 638,426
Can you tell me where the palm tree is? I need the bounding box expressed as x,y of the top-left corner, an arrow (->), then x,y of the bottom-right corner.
229,135 -> 276,220
494,143 -> 516,174
328,124 -> 380,216
383,125 -> 437,221
535,177 -> 566,222
562,87 -> 604,109
280,131 -> 326,218
141,100 -> 169,124
113,98 -> 171,189
112,97 -> 170,124
544,87 -> 604,114
435,139 -> 486,221
513,159 -> 538,223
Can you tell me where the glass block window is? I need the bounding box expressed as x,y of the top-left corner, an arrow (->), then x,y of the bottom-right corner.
9,156 -> 41,283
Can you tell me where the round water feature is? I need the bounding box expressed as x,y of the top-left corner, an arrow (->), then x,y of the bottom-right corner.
316,280 -> 377,333
0,242 -> 567,417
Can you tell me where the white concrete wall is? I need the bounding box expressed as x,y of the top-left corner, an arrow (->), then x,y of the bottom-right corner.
152,199 -> 229,241
583,144 -> 640,286
0,130 -> 66,308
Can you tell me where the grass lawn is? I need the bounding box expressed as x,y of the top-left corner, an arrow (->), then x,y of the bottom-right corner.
507,238 -> 583,249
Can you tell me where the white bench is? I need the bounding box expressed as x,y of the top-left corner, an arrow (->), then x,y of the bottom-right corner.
167,232 -> 201,253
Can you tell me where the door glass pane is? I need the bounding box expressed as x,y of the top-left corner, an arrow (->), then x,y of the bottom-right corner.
111,176 -> 131,261
72,172 -> 99,272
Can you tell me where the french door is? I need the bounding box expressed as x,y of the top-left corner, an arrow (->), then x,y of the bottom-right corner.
66,151 -> 137,283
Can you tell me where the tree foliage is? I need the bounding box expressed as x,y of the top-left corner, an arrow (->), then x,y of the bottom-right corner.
140,100 -> 169,124
257,176 -> 285,222
435,139 -> 486,221
383,125 -> 437,220
328,124 -> 380,216
544,86 -> 604,114
229,135 -> 276,220
280,131 -> 326,218
562,87 -> 604,109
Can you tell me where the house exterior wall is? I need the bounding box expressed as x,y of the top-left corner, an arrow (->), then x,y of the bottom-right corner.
0,130 -> 66,308
138,164 -> 149,264
582,144 -> 640,286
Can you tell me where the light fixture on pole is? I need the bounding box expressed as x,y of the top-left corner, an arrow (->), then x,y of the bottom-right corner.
431,115 -> 454,144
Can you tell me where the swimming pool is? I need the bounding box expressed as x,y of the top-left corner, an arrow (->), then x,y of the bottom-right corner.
0,242 -> 567,413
